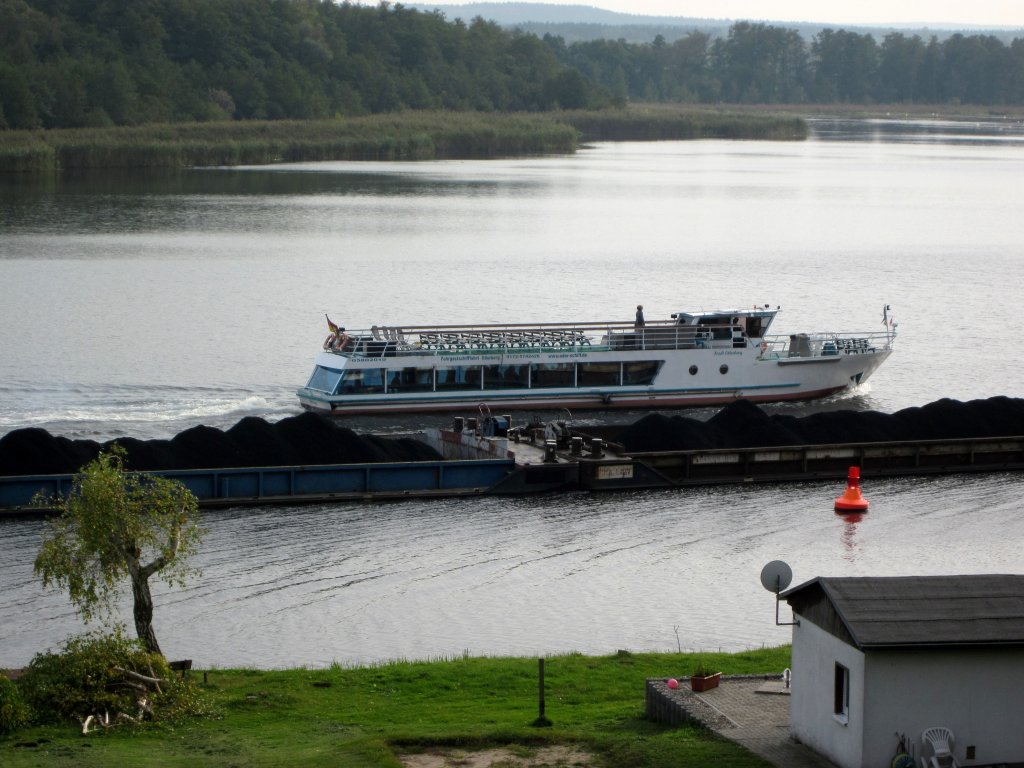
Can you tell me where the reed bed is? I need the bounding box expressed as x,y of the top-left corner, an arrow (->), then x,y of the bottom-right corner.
0,113 -> 577,173
0,108 -> 805,173
555,106 -> 808,142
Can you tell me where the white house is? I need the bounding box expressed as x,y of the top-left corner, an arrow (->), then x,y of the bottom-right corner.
781,574 -> 1024,768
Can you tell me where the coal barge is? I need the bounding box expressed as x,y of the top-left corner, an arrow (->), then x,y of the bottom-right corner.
2,397 -> 1024,514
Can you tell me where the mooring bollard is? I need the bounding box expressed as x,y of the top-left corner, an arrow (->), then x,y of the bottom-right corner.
544,439 -> 558,463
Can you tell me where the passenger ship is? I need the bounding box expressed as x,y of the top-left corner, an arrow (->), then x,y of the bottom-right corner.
297,306 -> 895,416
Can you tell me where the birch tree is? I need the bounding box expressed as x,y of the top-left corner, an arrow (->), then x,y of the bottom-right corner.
34,447 -> 203,656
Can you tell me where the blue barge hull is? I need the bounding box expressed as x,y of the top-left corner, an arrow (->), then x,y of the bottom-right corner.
5,434 -> 1022,515
0,458 -> 518,513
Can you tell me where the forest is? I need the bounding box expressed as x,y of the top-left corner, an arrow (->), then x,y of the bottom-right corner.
1,0 -> 1023,131
561,23 -> 1024,105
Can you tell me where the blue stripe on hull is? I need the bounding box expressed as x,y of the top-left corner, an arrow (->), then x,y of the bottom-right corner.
298,383 -> 848,416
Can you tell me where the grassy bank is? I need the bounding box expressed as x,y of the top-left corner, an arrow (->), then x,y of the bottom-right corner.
0,107 -> 806,173
1,647 -> 789,767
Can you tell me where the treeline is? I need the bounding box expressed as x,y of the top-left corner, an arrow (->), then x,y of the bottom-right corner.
556,23 -> 1024,105
0,0 -> 614,130
3,1 -> 1022,133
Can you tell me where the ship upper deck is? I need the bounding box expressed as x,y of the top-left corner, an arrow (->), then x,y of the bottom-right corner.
323,317 -> 753,359
317,308 -> 893,362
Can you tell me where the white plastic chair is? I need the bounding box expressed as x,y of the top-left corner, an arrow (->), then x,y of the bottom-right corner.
920,727 -> 960,768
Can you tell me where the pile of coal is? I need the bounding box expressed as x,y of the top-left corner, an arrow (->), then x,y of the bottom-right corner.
0,412 -> 442,477
616,396 -> 1024,453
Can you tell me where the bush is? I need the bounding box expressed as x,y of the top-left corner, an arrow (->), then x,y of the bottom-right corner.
0,675 -> 30,734
18,630 -> 210,727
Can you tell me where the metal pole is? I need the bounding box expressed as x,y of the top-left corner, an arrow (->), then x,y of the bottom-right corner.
538,657 -> 545,720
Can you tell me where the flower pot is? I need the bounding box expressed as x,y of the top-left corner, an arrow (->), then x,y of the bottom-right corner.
690,672 -> 721,692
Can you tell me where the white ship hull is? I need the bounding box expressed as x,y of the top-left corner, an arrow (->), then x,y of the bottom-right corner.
297,308 -> 895,416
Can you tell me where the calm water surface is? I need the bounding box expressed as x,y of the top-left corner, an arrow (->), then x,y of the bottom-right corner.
1,119 -> 1023,666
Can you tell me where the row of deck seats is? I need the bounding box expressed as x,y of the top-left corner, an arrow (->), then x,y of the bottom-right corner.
835,337 -> 872,353
415,330 -> 592,351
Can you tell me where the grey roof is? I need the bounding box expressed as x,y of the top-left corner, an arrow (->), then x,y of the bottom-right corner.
782,574 -> 1024,649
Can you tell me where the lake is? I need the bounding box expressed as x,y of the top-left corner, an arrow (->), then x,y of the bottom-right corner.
1,117 -> 1023,667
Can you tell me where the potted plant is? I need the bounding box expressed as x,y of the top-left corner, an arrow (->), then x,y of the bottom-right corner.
690,662 -> 722,692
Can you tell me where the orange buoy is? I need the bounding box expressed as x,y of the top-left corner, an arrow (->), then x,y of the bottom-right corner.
835,466 -> 869,512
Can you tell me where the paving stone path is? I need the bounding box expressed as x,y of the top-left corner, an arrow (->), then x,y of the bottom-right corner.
646,677 -> 838,768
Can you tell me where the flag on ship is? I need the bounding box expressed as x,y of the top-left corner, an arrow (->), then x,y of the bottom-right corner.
326,314 -> 340,334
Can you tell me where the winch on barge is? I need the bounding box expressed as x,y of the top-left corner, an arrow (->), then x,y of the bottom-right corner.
297,305 -> 896,416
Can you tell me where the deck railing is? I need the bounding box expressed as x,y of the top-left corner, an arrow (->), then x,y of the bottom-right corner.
761,330 -> 895,359
324,322 -> 895,359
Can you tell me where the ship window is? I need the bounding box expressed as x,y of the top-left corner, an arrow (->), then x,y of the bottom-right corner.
530,363 -> 575,388
436,366 -> 482,390
307,366 -> 344,394
689,365 -> 698,375
623,361 -> 662,385
719,364 -> 729,374
483,364 -> 529,389
339,368 -> 385,394
578,362 -> 620,386
386,367 -> 434,393
699,317 -> 732,340
712,326 -> 732,340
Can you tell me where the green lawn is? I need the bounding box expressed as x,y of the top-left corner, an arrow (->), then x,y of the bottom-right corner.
1,648 -> 789,767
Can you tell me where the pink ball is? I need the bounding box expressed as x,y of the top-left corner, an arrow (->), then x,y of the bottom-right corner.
667,678 -> 679,689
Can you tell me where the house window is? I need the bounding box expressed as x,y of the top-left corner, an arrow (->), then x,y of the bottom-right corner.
833,663 -> 849,724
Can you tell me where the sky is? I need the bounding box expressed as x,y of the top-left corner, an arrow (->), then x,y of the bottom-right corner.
411,1 -> 1024,28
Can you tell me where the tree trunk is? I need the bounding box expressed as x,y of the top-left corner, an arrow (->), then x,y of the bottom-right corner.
131,573 -> 162,656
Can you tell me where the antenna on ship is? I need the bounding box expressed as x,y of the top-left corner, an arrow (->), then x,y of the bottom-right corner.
882,303 -> 896,342
760,560 -> 799,627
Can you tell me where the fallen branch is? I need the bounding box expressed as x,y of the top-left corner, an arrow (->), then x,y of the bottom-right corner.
79,667 -> 168,735
81,710 -> 110,735
113,666 -> 166,686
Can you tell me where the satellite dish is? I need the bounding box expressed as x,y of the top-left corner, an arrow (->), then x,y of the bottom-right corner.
760,560 -> 793,593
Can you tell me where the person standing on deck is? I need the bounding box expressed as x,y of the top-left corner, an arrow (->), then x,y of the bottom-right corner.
634,305 -> 645,349
635,305 -> 645,327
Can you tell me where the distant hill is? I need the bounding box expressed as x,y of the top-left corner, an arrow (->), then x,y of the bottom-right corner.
409,2 -> 1024,44
409,2 -> 716,27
